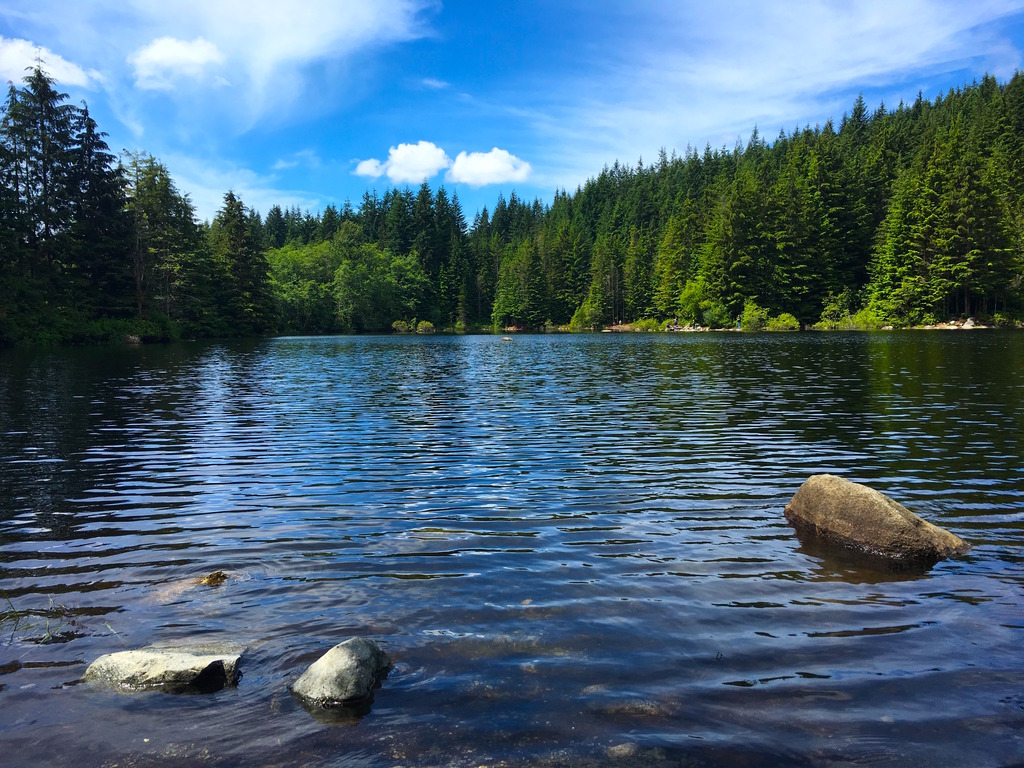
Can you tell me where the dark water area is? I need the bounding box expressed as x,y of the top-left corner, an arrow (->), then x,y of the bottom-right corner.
1,332 -> 1022,767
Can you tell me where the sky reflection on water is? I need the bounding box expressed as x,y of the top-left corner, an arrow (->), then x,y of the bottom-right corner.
1,332 -> 1022,767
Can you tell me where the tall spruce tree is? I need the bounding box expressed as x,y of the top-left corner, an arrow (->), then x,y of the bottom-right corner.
210,191 -> 273,334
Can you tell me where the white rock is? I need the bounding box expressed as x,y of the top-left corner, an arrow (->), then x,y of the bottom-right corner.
84,644 -> 243,693
292,637 -> 391,707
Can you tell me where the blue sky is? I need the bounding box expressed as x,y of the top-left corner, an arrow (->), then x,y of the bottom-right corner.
2,1 -> 1024,222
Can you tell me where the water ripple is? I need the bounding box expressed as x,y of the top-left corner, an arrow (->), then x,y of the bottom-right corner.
1,332 -> 1022,767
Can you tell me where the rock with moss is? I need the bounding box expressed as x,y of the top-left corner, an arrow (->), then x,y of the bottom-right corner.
784,474 -> 968,565
84,644 -> 244,693
291,637 -> 391,707
198,570 -> 229,587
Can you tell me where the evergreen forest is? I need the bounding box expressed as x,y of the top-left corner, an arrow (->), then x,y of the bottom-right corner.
2,65 -> 1024,346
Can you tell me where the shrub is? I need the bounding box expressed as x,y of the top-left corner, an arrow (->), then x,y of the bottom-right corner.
701,301 -> 732,329
679,278 -> 706,324
766,313 -> 800,331
631,318 -> 661,332
813,307 -> 884,330
848,308 -> 883,329
739,300 -> 769,332
392,320 -> 410,333
818,289 -> 856,329
415,320 -> 435,334
569,299 -> 604,331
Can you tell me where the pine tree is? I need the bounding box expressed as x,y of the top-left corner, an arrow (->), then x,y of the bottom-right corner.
68,106 -> 131,318
210,191 -> 273,334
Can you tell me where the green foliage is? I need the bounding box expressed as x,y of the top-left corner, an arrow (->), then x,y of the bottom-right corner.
813,306 -> 884,330
630,318 -> 662,332
817,289 -> 857,329
210,191 -> 274,335
124,151 -> 205,324
569,296 -> 605,331
765,313 -> 800,331
415,320 -> 435,334
268,240 -> 341,334
678,278 -> 706,324
701,301 -> 733,329
739,300 -> 770,331
333,243 -> 429,332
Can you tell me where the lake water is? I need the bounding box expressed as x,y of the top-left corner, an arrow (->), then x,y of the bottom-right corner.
1,332 -> 1022,767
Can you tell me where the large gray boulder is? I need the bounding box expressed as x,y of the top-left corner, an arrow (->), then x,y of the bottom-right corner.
291,637 -> 391,707
84,644 -> 243,693
784,474 -> 968,565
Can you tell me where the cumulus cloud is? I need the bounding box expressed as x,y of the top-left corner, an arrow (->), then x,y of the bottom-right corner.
0,36 -> 100,87
355,142 -> 533,186
355,141 -> 452,183
447,148 -> 532,186
128,36 -> 225,90
354,158 -> 386,177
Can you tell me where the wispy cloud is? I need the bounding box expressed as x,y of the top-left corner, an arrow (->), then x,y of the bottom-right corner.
129,36 -> 225,91
421,77 -> 449,89
272,149 -> 322,171
0,35 -> 100,87
162,152 -> 321,220
527,0 -> 1024,183
1,0 -> 438,124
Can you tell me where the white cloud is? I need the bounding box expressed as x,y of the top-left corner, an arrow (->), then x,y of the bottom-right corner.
0,36 -> 100,87
447,148 -> 532,186
356,142 -> 532,186
421,77 -> 449,89
128,36 -> 225,90
355,141 -> 452,183
354,158 -> 386,178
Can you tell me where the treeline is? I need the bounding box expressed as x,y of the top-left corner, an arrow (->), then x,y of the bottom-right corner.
477,73 -> 1024,331
2,66 -> 1023,346
0,66 -> 273,344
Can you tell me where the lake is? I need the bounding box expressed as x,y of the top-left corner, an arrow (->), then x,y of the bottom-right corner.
1,332 -> 1022,767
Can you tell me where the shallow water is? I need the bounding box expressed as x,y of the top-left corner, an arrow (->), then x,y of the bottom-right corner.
1,332 -> 1022,767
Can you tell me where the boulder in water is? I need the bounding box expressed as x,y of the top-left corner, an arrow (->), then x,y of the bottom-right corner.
291,637 -> 391,708
784,474 -> 968,565
84,644 -> 243,693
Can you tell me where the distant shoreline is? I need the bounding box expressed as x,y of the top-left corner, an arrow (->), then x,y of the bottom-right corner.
601,317 -> 1017,333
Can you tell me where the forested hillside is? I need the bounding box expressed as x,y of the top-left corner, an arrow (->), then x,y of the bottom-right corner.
2,65 -> 1023,345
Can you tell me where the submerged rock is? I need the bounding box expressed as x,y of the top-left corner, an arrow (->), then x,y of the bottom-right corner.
291,637 -> 391,708
198,570 -> 229,587
784,474 -> 968,565
84,644 -> 243,693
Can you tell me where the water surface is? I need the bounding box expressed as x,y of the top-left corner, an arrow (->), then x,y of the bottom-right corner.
1,332 -> 1022,766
